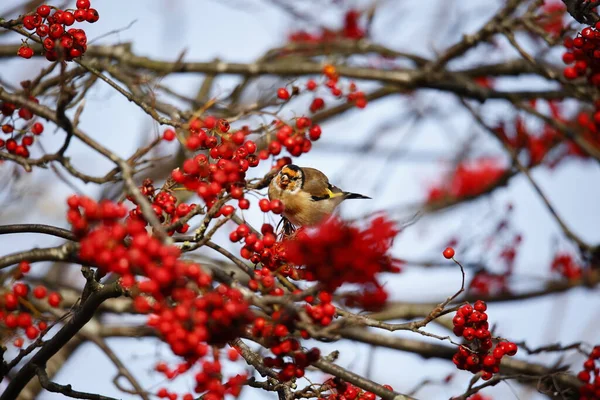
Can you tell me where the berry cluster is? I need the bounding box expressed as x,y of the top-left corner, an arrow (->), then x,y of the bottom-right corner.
1,97 -> 44,158
343,282 -> 389,311
230,223 -> 288,270
66,194 -> 255,399
563,24 -> 600,83
170,117 -> 264,212
253,314 -> 321,381
154,352 -> 247,400
318,377 -> 393,400
427,158 -> 506,203
19,1 -> 98,61
288,9 -> 365,43
278,77 -> 367,113
577,346 -> 600,399
147,285 -> 255,351
1,261 -> 61,347
285,216 -> 401,291
538,1 -> 566,37
468,271 -> 509,297
127,179 -> 194,235
266,118 -> 321,157
452,301 -> 517,380
551,252 -> 583,280
305,290 -> 336,326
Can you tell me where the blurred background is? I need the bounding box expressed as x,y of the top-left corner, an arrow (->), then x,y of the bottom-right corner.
1,0 -> 599,399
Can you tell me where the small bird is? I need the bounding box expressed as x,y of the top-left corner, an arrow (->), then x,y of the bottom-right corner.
268,164 -> 370,227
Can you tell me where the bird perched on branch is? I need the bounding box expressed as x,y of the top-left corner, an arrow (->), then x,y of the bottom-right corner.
268,164 -> 370,228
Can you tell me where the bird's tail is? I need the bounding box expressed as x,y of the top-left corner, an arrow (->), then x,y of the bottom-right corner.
344,192 -> 371,200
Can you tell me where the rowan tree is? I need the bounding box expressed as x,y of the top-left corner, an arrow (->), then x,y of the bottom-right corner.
0,1 -> 599,400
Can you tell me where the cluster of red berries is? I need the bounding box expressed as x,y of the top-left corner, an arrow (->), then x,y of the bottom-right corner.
495,98 -> 600,165
538,1 -> 567,37
1,98 -> 44,158
288,9 -> 365,43
569,110 -> 600,159
252,314 -> 321,381
278,77 -> 367,112
67,194 -> 255,399
305,290 -> 336,326
1,261 -> 61,347
468,271 -> 509,297
496,115 -> 562,166
343,281 -> 390,311
263,342 -> 321,381
427,158 -> 506,203
19,1 -> 98,61
321,65 -> 368,109
146,284 -> 254,351
318,377 -> 392,400
267,118 -> 321,157
230,223 -> 287,268
154,352 -> 247,400
563,24 -> 600,82
66,194 -> 127,235
452,301 -> 517,380
285,216 -> 401,291
577,345 -> 600,399
551,252 -> 583,280
127,179 -> 194,235
169,117 -> 264,212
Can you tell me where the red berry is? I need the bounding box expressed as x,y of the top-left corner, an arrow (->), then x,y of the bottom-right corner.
220,205 -> 235,216
26,326 -> 39,340
37,5 -> 51,17
308,125 -> 322,140
238,198 -> 250,209
18,46 -> 34,59
23,16 -> 37,30
563,67 -> 578,80
163,129 -> 176,141
85,8 -> 99,23
216,118 -> 230,133
259,199 -> 271,212
277,88 -> 290,100
443,247 -> 455,259
33,286 -> 47,299
270,199 -> 284,214
62,11 -> 75,26
19,261 -> 31,273
474,300 -> 487,312
74,9 -> 87,22
579,370 -> 591,382
13,283 -> 29,297
48,292 -> 61,307
76,0 -> 91,9
504,342 -> 517,356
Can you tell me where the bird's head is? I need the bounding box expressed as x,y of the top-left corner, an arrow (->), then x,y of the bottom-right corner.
275,164 -> 303,193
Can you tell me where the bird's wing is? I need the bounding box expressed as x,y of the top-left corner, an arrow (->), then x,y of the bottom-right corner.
302,167 -> 344,201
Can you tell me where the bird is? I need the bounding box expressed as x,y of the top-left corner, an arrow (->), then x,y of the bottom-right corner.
268,164 -> 370,228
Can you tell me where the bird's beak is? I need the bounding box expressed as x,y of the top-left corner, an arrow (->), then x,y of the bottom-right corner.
279,175 -> 289,189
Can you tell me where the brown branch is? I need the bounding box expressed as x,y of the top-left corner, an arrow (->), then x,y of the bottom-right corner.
313,359 -> 414,400
0,242 -> 79,270
0,224 -> 76,241
36,366 -> 119,400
